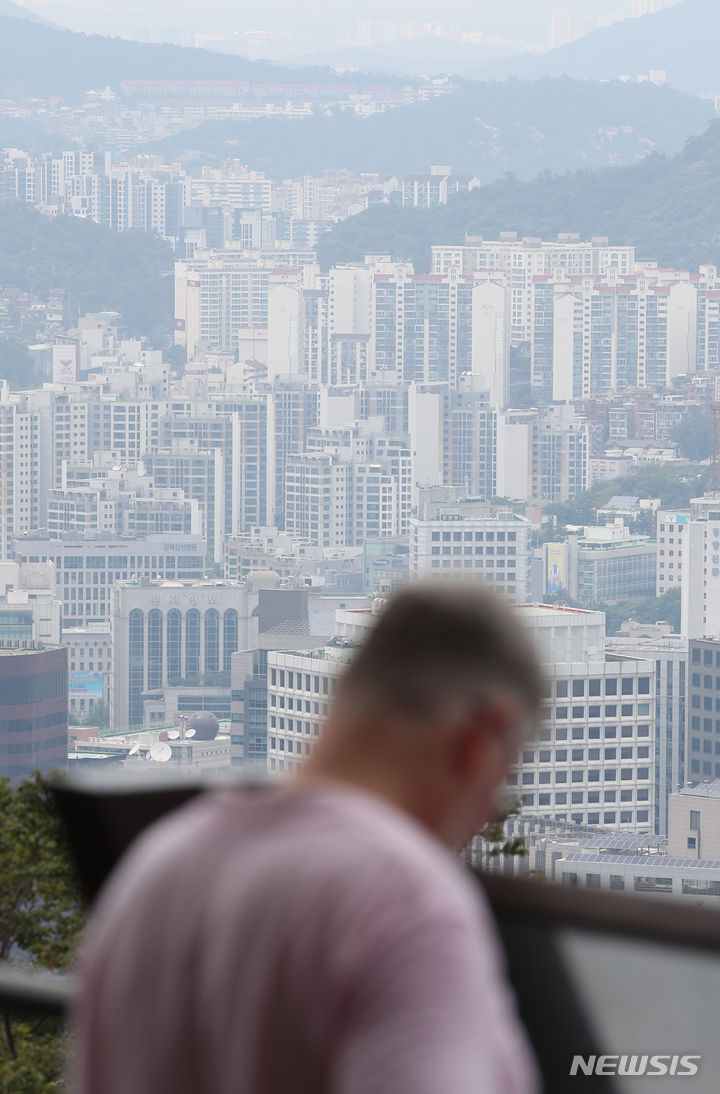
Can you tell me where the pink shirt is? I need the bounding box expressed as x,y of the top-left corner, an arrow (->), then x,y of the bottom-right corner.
72,783 -> 538,1094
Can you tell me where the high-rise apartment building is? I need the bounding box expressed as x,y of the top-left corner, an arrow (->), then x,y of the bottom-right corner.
549,10 -> 585,48
681,496 -> 720,640
497,405 -> 589,502
0,388 -> 52,559
532,268 -> 697,400
432,235 -> 635,344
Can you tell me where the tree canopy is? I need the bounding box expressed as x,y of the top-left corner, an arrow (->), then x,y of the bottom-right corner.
0,339 -> 41,390
144,77 -> 712,182
318,118 -> 720,274
545,464 -> 707,528
672,413 -> 713,463
0,203 -> 175,346
0,774 -> 85,1090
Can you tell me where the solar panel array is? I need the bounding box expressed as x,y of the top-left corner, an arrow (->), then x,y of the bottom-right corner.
562,851 -> 720,869
576,833 -> 665,851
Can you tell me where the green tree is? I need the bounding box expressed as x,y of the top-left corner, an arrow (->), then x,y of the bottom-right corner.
84,699 -> 110,729
0,339 -> 39,390
672,412 -> 712,462
478,797 -> 526,858
0,773 -> 86,1089
544,587 -> 682,636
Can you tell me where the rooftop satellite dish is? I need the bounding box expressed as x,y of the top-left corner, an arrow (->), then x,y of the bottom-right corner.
167,729 -> 181,740
149,742 -> 172,763
128,742 -> 140,757
184,727 -> 196,739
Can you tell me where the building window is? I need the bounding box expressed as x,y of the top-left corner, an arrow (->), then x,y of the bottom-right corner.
147,609 -> 163,691
204,609 -> 220,674
167,609 -> 182,681
223,609 -> 239,672
185,609 -> 201,678
128,609 -> 144,726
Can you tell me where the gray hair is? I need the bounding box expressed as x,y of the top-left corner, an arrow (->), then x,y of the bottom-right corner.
336,582 -> 543,730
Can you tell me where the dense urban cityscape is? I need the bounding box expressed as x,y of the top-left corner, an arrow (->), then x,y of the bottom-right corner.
4,0 -> 720,1084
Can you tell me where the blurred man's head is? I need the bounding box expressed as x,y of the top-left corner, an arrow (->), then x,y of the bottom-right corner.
303,582 -> 543,849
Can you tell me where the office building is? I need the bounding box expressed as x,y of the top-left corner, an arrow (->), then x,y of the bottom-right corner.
266,609 -> 373,774
656,509 -> 689,596
14,533 -> 206,627
681,496 -> 720,640
410,500 -> 533,602
0,642 -> 68,782
607,634 -> 688,835
0,561 -> 62,645
687,638 -> 720,783
64,623 -> 112,719
110,579 -> 254,728
265,604 -> 655,832
544,522 -> 657,605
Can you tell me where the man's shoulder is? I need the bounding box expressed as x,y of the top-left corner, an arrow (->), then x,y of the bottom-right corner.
99,783 -> 482,930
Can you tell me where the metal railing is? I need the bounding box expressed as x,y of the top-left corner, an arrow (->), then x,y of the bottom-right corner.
0,961 -> 73,1017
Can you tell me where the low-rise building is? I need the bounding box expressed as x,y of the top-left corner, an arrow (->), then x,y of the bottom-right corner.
544,521 -> 656,605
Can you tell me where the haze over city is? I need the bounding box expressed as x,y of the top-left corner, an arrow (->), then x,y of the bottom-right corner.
3,0 -> 720,1086
5,0 -> 685,53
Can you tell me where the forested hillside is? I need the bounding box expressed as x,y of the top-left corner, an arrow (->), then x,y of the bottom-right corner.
318,118 -> 720,271
0,13 -> 360,103
0,203 -> 175,343
146,78 -> 713,181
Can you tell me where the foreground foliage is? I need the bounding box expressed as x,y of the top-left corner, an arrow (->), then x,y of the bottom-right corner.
0,774 -> 86,1091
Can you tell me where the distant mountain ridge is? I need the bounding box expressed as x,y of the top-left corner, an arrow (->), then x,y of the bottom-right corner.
0,14 -> 369,103
144,77 -> 713,182
317,116 -> 720,274
480,0 -> 720,95
0,1 -> 43,21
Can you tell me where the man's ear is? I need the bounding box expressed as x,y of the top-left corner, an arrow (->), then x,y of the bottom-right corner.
454,700 -> 517,784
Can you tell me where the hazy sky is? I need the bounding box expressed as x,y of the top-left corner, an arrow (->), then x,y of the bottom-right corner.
9,0 -> 641,30
7,0 -> 682,51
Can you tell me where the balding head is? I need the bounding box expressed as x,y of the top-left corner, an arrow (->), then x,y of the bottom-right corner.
336,582 -> 543,733
305,582 -> 543,849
